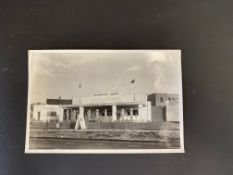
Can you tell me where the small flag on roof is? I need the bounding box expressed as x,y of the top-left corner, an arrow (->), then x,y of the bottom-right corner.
130,79 -> 135,84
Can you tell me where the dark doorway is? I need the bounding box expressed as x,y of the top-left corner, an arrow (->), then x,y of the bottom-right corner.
38,112 -> 41,121
162,107 -> 166,121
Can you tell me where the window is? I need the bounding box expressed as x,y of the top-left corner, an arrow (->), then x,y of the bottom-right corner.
133,110 -> 138,115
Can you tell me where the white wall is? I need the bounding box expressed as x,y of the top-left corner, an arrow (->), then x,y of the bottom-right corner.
140,102 -> 152,122
165,101 -> 180,122
33,105 -> 62,122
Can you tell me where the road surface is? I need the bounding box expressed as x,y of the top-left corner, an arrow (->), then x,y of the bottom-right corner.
29,137 -> 180,149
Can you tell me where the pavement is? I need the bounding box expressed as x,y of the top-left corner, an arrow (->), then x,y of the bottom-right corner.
29,128 -> 180,149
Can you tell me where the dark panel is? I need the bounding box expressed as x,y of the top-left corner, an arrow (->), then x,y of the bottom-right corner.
147,94 -> 156,106
46,99 -> 72,105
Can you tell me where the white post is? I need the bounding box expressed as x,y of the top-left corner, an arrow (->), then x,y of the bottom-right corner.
112,105 -> 117,121
104,109 -> 108,117
96,109 -> 99,121
104,109 -> 108,120
87,109 -> 91,120
130,108 -> 133,121
79,106 -> 84,117
147,102 -> 152,121
138,104 -> 143,121
58,107 -> 64,122
121,108 -> 125,121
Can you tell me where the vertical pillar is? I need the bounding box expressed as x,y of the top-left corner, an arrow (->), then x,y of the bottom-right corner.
147,101 -> 152,121
72,110 -> 76,121
79,106 -> 84,117
130,108 -> 133,121
112,105 -> 117,121
96,109 -> 99,120
104,109 -> 108,117
58,107 -> 64,122
87,109 -> 91,120
138,104 -> 143,121
104,109 -> 108,120
121,108 -> 125,121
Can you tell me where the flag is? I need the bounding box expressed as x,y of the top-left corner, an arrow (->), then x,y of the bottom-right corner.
130,79 -> 135,84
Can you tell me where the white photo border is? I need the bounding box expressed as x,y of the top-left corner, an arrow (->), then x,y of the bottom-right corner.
25,49 -> 184,154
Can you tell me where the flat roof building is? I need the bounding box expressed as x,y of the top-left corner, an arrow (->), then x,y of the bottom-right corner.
32,93 -> 179,124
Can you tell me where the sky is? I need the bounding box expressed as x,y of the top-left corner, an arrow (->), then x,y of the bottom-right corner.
29,50 -> 181,103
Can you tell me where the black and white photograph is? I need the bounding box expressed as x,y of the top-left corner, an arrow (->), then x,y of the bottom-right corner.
25,50 -> 183,153
2,0 -> 233,174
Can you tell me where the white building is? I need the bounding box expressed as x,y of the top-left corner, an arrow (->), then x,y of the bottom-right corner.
32,105 -> 63,122
32,93 -> 152,123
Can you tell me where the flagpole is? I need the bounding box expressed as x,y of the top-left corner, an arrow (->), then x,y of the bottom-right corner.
77,83 -> 82,105
133,83 -> 135,101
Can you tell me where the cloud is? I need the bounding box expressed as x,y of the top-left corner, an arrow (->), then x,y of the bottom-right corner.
146,50 -> 180,65
148,52 -> 168,64
123,65 -> 141,73
30,56 -> 54,76
31,53 -> 91,76
146,51 -> 180,93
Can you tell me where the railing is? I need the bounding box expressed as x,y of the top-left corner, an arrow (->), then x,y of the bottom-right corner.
47,115 -> 59,122
86,115 -> 113,122
86,115 -> 144,122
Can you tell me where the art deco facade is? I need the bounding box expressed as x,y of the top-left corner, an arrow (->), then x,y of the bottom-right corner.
32,93 -> 179,123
